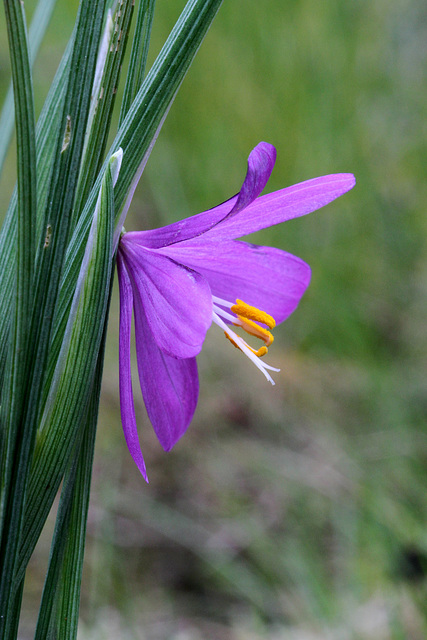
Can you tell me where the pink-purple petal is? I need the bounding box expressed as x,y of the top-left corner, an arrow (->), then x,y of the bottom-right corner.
124,195 -> 236,249
133,291 -> 199,452
200,173 -> 356,241
222,142 -> 276,218
121,240 -> 212,359
115,141 -> 356,477
160,239 -> 311,325
117,254 -> 148,481
124,142 -> 277,249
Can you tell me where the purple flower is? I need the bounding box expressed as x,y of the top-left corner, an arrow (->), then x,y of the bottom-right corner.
117,142 -> 355,480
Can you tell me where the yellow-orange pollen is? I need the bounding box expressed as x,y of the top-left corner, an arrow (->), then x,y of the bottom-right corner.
224,299 -> 276,358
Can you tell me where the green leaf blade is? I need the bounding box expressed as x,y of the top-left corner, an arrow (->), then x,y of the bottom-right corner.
19,0 -> 107,483
0,36 -> 72,393
0,0 -> 57,177
35,345 -> 108,640
16,152 -> 119,590
119,0 -> 156,125
73,0 -> 135,227
0,0 -> 37,633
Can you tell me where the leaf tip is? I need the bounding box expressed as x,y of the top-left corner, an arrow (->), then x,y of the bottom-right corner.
110,148 -> 123,186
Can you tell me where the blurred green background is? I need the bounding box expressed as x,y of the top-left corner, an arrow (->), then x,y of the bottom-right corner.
2,0 -> 427,638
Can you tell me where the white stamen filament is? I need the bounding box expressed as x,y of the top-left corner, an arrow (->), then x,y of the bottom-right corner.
212,296 -> 257,330
212,297 -> 280,385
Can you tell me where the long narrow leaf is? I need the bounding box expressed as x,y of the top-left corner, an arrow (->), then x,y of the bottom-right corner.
113,0 -> 224,229
0,36 -> 72,392
1,0 -> 106,623
73,0 -> 135,227
6,7 -> 107,589
15,152 -> 120,589
28,0 -> 106,405
34,445 -> 80,638
0,0 -> 57,176
53,301 -> 110,640
119,0 -> 156,125
35,181 -> 114,639
0,0 -> 37,633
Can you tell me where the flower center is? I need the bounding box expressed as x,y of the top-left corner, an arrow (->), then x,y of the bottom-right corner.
212,296 -> 280,385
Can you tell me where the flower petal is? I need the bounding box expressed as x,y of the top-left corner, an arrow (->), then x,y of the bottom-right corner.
224,141 -> 276,217
161,239 -> 311,325
133,290 -> 199,452
117,253 -> 148,481
120,240 -> 212,359
201,173 -> 356,241
124,142 -> 277,249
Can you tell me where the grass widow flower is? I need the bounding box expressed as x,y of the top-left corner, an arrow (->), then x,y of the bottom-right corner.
117,142 -> 355,480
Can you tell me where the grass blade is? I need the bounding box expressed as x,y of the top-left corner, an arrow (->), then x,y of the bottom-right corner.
0,37 -> 72,392
15,152 -> 119,590
119,0 -> 156,125
35,272 -> 113,640
0,0 -> 37,633
34,446 -> 80,639
54,325 -> 109,640
29,0 -> 106,398
1,0 -> 106,629
73,0 -> 135,227
0,0 -> 57,177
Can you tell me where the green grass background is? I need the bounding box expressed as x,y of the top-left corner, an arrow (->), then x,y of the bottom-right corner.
1,0 -> 427,637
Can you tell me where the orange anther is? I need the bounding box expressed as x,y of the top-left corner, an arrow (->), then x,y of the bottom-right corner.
235,316 -> 274,347
231,299 -> 276,329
